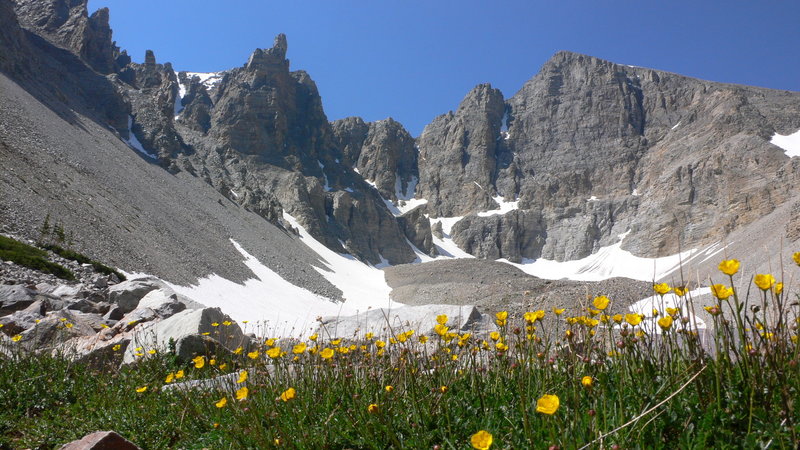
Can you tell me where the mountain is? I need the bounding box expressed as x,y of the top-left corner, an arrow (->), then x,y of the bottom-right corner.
2,0 -> 800,326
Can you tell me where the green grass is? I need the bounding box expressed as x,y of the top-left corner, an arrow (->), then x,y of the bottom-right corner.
40,243 -> 126,281
0,235 -> 75,280
1,260 -> 799,448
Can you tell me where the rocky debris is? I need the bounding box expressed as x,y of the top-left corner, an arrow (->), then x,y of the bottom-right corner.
59,430 -> 140,450
318,304 -> 496,339
384,259 -> 652,319
417,83 -> 506,217
161,370 -> 244,392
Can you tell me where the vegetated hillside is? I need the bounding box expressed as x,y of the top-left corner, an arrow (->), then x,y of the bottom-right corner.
2,0 -> 800,295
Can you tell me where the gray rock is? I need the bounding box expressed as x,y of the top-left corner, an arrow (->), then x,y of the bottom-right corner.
136,288 -> 186,319
59,430 -> 140,450
19,309 -> 96,350
107,279 -> 161,313
122,307 -> 248,364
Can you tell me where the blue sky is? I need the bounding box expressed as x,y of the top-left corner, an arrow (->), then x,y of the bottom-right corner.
88,0 -> 800,136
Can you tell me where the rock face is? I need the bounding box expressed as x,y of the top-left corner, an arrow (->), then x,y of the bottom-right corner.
417,84 -> 507,217
416,52 -> 800,262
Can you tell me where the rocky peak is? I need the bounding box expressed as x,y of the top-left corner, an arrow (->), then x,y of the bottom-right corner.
14,0 -> 120,74
416,83 -> 506,217
331,116 -> 370,166
246,33 -> 289,72
355,118 -> 418,201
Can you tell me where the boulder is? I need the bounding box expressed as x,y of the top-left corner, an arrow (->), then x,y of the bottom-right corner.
317,304 -> 496,339
136,289 -> 187,319
0,285 -> 39,315
59,430 -> 140,450
107,279 -> 162,313
19,310 -> 97,350
0,309 -> 43,336
122,307 -> 249,364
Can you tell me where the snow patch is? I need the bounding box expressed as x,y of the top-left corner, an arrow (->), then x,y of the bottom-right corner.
282,213 -> 402,314
771,129 -> 800,158
124,116 -> 157,159
498,231 -> 701,282
169,239 -> 343,336
671,121 -> 682,130
587,195 -> 599,202
476,195 -> 519,217
318,161 -> 332,191
631,188 -> 641,197
628,287 -> 710,333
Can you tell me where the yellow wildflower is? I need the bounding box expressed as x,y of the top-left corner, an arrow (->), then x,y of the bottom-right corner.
439,385 -> 448,394
12,334 -> 24,342
552,307 -> 565,315
247,350 -> 260,360
754,274 -> 776,291
419,335 -> 428,344
711,284 -> 733,300
775,282 -> 784,295
147,349 -> 157,355
293,342 -> 307,354
471,430 -> 493,450
364,332 -> 374,340
320,348 -> 335,359
593,295 -> 610,310
495,311 -> 508,326
219,363 -> 227,370
211,322 -> 219,327
237,370 -> 248,384
385,385 -> 394,393
64,322 -> 73,329
222,320 -> 232,326
331,339 -> 341,346
233,347 -> 243,354
236,386 -> 248,401
653,283 -> 671,296
175,370 -> 184,379
165,373 -> 175,383
673,286 -> 688,297
489,331 -> 501,341
436,314 -> 448,325
581,376 -> 593,387
280,387 -> 296,402
434,324 -> 449,336
367,403 -> 379,414
704,305 -> 721,316
375,340 -> 386,348
309,333 -> 318,341
625,313 -> 643,326
215,397 -> 227,408
495,341 -> 508,351
718,259 -> 740,276
536,394 -> 560,415
266,338 -> 277,347
658,316 -> 673,330
793,252 -> 800,266
267,347 -> 282,359
209,359 -> 216,366
135,386 -> 148,393
666,307 -> 679,317
192,356 -> 205,369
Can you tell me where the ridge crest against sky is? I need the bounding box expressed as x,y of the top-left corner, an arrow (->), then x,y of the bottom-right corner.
88,0 -> 799,136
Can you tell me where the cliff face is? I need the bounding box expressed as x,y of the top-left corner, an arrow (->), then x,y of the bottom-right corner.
4,0 -> 800,277
417,52 -> 800,261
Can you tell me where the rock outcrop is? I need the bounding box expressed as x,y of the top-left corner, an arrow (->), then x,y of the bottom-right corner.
417,84 -> 507,217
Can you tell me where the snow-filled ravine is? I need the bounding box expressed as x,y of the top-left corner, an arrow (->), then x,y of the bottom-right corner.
160,213 -> 401,336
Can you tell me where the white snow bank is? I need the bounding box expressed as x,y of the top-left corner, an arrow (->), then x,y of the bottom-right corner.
124,116 -> 157,159
282,213 -> 402,314
168,240 -> 342,336
477,195 -> 519,217
628,287 -> 710,333
498,230 -> 701,282
771,129 -> 800,158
